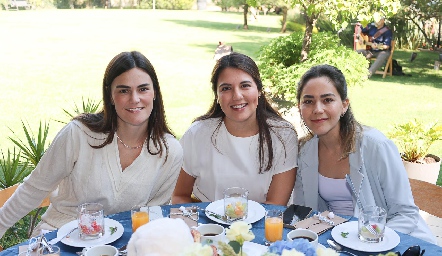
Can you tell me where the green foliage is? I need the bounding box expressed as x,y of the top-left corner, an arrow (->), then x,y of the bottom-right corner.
285,21 -> 305,32
213,0 -> 235,10
155,0 -> 194,10
9,121 -> 50,168
388,119 -> 442,163
56,97 -> 102,124
258,31 -> 369,103
0,149 -> 31,189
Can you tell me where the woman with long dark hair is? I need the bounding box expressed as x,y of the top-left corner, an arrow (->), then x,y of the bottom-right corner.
293,64 -> 436,244
0,51 -> 183,238
172,52 -> 297,205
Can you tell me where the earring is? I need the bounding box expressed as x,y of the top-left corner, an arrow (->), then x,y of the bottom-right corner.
341,112 -> 346,117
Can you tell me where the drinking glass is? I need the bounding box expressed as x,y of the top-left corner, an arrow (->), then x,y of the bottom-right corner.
264,209 -> 283,245
77,203 -> 105,240
223,187 -> 248,222
358,205 -> 387,243
37,245 -> 60,256
131,205 -> 149,232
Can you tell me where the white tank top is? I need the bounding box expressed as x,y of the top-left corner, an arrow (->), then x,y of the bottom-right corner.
318,173 -> 354,216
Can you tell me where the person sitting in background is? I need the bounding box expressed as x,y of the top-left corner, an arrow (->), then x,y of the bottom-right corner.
292,64 -> 437,244
356,15 -> 393,78
0,51 -> 183,238
172,52 -> 297,206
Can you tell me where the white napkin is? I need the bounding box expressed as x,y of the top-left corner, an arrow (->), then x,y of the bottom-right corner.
127,218 -> 193,256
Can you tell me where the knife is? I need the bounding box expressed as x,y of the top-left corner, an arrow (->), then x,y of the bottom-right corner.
48,227 -> 78,245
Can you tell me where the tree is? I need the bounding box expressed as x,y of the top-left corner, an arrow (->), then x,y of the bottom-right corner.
396,0 -> 441,48
286,0 -> 401,62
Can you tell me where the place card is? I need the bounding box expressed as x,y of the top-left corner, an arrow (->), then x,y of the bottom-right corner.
288,211 -> 348,235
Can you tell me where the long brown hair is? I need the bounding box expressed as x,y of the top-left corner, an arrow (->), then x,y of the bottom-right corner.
74,51 -> 173,159
296,64 -> 362,158
197,52 -> 292,173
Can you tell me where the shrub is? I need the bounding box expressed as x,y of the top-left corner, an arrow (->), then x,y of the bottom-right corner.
155,0 -> 194,10
388,119 -> 442,163
258,31 -> 369,103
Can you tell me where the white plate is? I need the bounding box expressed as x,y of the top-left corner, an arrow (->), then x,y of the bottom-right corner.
58,218 -> 124,247
205,199 -> 265,225
331,221 -> 400,252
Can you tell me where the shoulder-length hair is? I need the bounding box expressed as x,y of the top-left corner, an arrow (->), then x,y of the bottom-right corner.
197,52 -> 291,173
296,64 -> 362,159
74,51 -> 173,159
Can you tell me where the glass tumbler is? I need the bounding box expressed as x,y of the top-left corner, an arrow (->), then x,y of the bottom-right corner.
358,205 -> 387,243
223,187 -> 248,223
77,203 -> 105,240
264,209 -> 283,245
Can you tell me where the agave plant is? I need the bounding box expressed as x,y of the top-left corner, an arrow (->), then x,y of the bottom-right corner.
0,148 -> 32,189
55,97 -> 102,124
8,121 -> 50,168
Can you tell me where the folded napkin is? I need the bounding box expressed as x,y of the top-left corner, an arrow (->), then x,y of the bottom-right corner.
169,207 -> 198,228
289,211 -> 348,235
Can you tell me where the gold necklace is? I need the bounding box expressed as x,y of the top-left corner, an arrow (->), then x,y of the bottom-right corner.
115,134 -> 144,150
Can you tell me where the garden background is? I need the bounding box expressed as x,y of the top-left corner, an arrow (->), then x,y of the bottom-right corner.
0,7 -> 441,247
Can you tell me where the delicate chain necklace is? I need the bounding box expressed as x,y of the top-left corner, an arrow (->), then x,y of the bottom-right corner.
115,134 -> 144,150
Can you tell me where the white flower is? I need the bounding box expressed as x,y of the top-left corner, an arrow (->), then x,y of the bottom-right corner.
179,243 -> 214,256
226,221 -> 255,244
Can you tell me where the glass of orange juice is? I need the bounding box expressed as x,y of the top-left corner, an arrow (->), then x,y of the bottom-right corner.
264,209 -> 283,245
131,205 -> 149,232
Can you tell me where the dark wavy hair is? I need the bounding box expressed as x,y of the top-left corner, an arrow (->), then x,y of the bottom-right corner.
296,64 -> 362,159
74,51 -> 173,159
197,52 -> 291,173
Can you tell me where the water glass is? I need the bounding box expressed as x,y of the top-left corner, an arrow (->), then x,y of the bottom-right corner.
131,205 -> 149,232
264,209 -> 283,245
358,205 -> 387,243
223,187 -> 248,222
77,203 -> 105,240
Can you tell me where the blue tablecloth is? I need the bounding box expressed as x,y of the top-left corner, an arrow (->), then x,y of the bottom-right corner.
1,203 -> 441,255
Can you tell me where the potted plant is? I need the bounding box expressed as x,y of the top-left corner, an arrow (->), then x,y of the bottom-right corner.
388,119 -> 442,184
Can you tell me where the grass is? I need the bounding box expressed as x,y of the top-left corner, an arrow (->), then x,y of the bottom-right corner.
0,8 -> 441,248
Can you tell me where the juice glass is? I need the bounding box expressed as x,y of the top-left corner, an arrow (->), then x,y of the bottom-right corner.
131,205 -> 149,232
264,209 -> 283,245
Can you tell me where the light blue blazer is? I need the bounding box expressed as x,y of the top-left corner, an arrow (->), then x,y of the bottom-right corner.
293,127 -> 437,244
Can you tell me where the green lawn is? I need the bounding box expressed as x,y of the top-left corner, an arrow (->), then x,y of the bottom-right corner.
0,9 -> 441,185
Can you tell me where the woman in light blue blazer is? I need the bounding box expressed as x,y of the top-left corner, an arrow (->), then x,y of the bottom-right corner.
292,64 -> 437,244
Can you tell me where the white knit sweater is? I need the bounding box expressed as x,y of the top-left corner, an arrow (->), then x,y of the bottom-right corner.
0,120 -> 183,237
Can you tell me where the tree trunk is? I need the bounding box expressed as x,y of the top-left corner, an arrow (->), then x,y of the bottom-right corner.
243,4 -> 249,29
437,20 -> 441,48
300,15 -> 317,62
280,6 -> 288,33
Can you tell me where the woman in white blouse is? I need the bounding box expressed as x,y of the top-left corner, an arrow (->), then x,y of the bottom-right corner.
0,51 -> 183,238
172,52 -> 297,206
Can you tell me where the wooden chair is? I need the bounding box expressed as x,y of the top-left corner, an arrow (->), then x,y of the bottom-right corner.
409,178 -> 442,218
0,184 -> 51,238
370,40 -> 395,78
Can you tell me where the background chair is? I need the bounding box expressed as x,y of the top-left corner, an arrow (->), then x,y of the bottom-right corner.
370,40 -> 395,78
0,184 -> 51,239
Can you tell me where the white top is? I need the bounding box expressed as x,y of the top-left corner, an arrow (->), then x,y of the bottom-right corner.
0,120 -> 183,237
318,173 -> 353,216
180,118 -> 298,203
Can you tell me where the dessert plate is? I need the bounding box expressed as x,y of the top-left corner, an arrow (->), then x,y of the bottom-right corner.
205,199 -> 265,225
58,218 -> 124,247
331,221 -> 400,252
